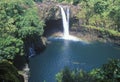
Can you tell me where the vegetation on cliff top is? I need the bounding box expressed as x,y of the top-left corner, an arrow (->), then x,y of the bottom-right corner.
35,0 -> 120,40
0,0 -> 44,60
0,0 -> 44,81
76,0 -> 120,32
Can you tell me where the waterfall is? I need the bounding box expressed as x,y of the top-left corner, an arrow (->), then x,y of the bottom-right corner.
58,6 -> 81,41
60,6 -> 69,38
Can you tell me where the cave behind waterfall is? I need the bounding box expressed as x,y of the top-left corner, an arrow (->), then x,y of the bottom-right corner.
43,19 -> 63,37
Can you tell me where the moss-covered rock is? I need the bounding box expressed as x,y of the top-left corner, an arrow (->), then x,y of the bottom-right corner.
0,60 -> 24,82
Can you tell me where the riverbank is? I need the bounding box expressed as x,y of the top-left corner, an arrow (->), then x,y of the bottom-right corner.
70,25 -> 120,45
44,25 -> 120,46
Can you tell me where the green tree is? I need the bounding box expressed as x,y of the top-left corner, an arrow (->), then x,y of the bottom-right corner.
0,36 -> 23,60
56,59 -> 120,82
94,1 -> 108,14
99,59 -> 120,81
0,0 -> 44,60
109,6 -> 120,31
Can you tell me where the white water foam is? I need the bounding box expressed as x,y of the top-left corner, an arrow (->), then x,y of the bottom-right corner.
59,6 -> 83,42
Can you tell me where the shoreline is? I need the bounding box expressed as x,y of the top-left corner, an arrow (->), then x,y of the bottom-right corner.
44,30 -> 120,46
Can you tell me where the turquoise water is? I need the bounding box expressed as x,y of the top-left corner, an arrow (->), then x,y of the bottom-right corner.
29,38 -> 120,82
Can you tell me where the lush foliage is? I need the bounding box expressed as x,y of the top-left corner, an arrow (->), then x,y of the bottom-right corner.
56,59 -> 120,82
0,0 -> 44,60
95,59 -> 120,82
56,67 -> 96,82
38,0 -> 120,35
0,60 -> 23,82
0,36 -> 23,60
77,0 -> 120,32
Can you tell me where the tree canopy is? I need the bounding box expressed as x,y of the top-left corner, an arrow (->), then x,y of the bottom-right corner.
0,0 -> 44,60
56,59 -> 120,82
76,0 -> 120,32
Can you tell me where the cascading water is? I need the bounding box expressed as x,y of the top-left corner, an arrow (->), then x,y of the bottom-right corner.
60,6 -> 69,38
59,6 -> 81,41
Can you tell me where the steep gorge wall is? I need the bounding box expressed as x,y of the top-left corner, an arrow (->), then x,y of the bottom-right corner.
37,2 -> 80,21
37,2 -> 80,36
36,2 -> 120,45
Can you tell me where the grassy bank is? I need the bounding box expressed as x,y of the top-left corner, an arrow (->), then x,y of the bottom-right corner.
84,25 -> 120,37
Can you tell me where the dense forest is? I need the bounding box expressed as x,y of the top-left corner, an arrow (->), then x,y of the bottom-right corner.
75,0 -> 120,40
0,0 -> 44,60
0,0 -> 120,82
0,0 -> 44,81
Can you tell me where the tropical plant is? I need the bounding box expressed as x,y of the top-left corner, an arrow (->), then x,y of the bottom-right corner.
0,36 -> 23,60
56,59 -> 120,82
0,0 -> 44,60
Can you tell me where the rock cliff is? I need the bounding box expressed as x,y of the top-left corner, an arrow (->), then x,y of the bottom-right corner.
37,2 -> 80,21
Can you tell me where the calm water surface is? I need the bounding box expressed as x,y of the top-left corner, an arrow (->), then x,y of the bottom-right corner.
29,38 -> 120,82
